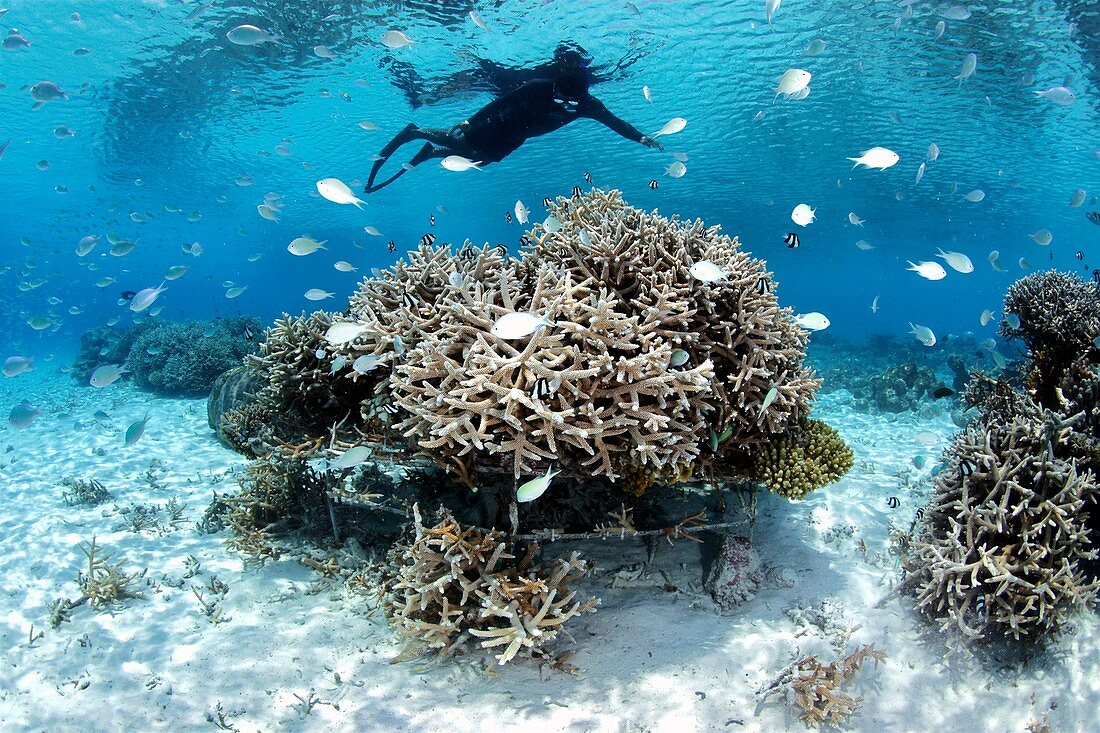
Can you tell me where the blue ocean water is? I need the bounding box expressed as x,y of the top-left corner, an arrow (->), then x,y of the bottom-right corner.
2,0 -> 1097,356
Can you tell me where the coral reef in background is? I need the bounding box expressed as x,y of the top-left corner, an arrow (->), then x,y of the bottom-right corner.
906,270 -> 1100,645
384,508 -> 598,665
73,317 -> 259,397
861,362 -> 941,413
126,317 -> 261,397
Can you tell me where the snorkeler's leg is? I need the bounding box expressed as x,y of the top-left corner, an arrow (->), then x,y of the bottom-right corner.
367,143 -> 451,192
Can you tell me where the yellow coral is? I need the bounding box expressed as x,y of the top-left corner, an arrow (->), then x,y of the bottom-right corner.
753,418 -> 853,499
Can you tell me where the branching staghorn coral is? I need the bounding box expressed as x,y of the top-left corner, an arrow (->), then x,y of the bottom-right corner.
906,416 -> 1098,641
759,644 -> 887,728
1002,270 -> 1100,407
384,507 -> 598,665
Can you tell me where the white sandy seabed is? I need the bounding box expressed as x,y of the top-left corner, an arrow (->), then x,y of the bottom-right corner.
0,365 -> 1097,733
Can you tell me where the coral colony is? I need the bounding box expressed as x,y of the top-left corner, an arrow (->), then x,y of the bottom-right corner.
905,271 -> 1100,642
209,189 -> 854,663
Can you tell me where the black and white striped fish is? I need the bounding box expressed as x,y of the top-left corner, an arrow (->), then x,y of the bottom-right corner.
542,196 -> 553,207
755,277 -> 769,294
959,458 -> 975,476
494,244 -> 508,257
1086,210 -> 1100,226
519,235 -> 531,247
420,233 -> 436,247
584,171 -> 592,183
505,211 -> 513,224
388,240 -> 396,252
572,185 -> 583,198
531,377 -> 553,399
784,232 -> 800,248
648,180 -> 659,190
401,292 -> 417,308
381,402 -> 400,414
459,246 -> 476,261
886,496 -> 900,508
429,214 -> 436,227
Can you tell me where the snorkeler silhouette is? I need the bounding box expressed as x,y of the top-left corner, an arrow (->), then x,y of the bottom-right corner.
365,45 -> 662,193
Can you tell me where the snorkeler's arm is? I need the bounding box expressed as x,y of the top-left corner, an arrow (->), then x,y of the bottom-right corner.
581,96 -> 662,150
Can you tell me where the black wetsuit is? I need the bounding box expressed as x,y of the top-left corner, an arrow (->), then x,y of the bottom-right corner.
460,79 -> 646,162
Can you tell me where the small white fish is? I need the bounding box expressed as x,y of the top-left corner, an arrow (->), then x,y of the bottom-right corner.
469,10 -> 489,31
642,85 -> 652,103
305,289 -> 335,301
125,413 -> 151,446
226,286 -> 248,298
578,229 -> 592,247
927,143 -> 941,162
130,282 -> 167,312
794,312 -> 830,331
1019,257 -> 1031,270
516,465 -> 559,502
164,265 -> 189,280
964,189 -> 985,202
934,20 -> 946,39
791,203 -> 816,227
990,350 -> 1006,369
871,295 -> 880,314
363,225 -> 382,236
381,30 -> 413,49
855,240 -> 875,251
76,235 -> 99,257
1069,189 -> 1086,208
329,445 -> 372,470
665,161 -> 687,178
3,356 -> 33,378
937,5 -> 971,21
8,402 -> 40,430
257,204 -> 279,222
316,178 -> 366,209
325,322 -> 370,345
847,147 -> 899,171
775,69 -> 811,99
543,216 -> 561,233
848,212 -> 865,226
491,311 -> 552,340
955,52 -> 977,83
1029,229 -> 1053,246
514,200 -> 529,224
1035,86 -> 1075,106
358,120 -> 379,131
313,45 -> 335,59
334,261 -> 357,272
352,354 -> 381,374
652,118 -> 687,137
915,162 -> 926,186
907,261 -> 947,280
759,386 -> 779,418
909,322 -> 936,347
988,250 -> 1006,272
288,236 -> 328,256
448,271 -> 463,287
690,260 -> 728,283
669,349 -> 689,367
440,155 -> 482,172
330,355 -> 347,374
90,364 -> 129,388
980,309 -> 994,326
935,248 -> 974,273
766,0 -> 781,25
226,24 -> 279,46
804,39 -> 827,56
